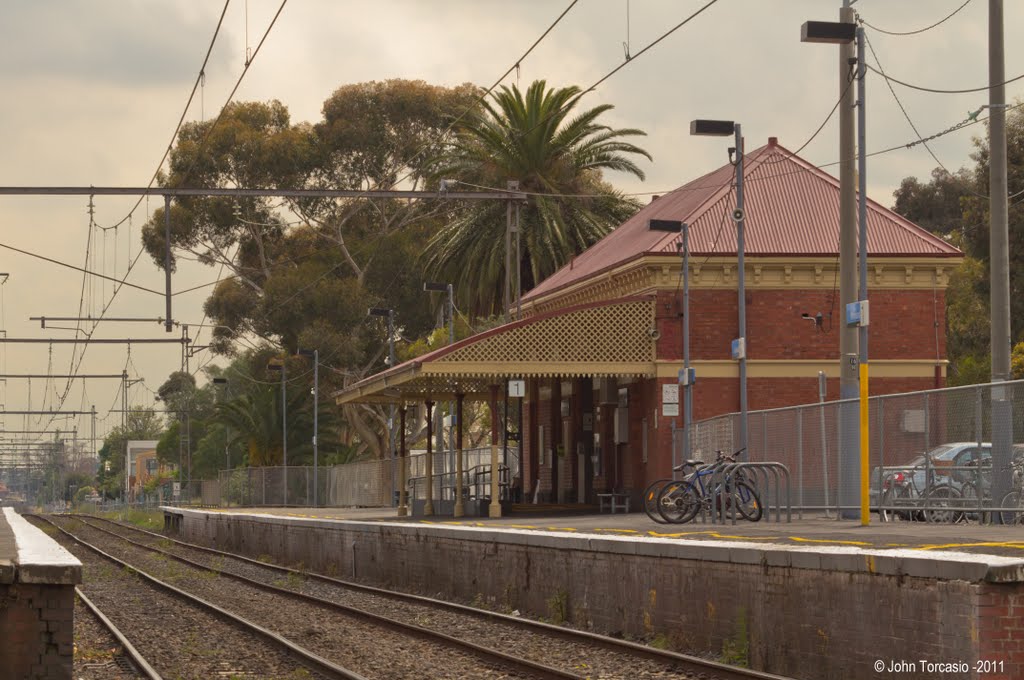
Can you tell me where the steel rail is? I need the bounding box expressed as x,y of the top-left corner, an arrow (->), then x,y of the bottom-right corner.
69,515 -> 582,680
29,515 -> 366,680
75,586 -> 163,680
89,514 -> 792,680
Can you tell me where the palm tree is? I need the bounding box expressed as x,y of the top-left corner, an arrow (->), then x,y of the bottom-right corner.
425,80 -> 651,317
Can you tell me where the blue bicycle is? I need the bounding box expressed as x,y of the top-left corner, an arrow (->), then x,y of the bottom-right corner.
657,449 -> 762,523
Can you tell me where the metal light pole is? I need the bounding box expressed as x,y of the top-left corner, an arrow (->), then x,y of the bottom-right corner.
690,119 -> 747,456
297,349 -> 319,507
213,377 -> 230,471
801,16 -> 863,519
267,360 -> 287,505
989,0 -> 1013,521
369,308 -> 397,477
425,282 -> 456,478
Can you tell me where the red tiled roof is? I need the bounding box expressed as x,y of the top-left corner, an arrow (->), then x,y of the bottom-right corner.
524,138 -> 961,302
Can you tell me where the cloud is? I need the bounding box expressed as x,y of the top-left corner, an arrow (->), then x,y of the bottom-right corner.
0,0 -> 235,87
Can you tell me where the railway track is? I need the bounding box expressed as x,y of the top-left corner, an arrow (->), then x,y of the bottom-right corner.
70,513 -> 792,680
74,587 -> 160,679
32,515 -> 353,680
40,514 -> 581,680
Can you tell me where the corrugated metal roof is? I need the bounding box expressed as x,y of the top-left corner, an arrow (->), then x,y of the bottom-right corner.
524,139 -> 961,302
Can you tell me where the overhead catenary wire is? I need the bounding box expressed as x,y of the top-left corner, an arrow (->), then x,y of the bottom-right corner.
23,3 -> 235,445
862,28 -> 990,200
865,63 -> 1024,95
859,0 -> 976,37
41,2 -> 285,445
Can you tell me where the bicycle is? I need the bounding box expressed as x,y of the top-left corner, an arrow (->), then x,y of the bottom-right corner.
657,449 -> 762,523
642,478 -> 674,524
998,459 -> 1024,525
878,451 -> 963,523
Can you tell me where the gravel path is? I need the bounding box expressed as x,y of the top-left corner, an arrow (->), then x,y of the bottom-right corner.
33,518 -> 324,680
83,516 -> 705,680
55,517 -> 539,680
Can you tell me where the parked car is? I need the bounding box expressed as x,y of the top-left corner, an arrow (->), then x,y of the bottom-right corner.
872,443 -> 1024,521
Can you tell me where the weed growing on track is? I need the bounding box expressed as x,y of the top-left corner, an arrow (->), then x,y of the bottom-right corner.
97,509 -> 164,531
272,571 -> 305,589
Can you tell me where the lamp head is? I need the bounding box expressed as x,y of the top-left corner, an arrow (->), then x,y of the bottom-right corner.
690,119 -> 736,137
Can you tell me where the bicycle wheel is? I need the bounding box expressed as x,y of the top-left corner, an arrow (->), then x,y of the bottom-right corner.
999,491 -> 1024,526
959,482 -> 990,524
643,479 -> 673,524
924,485 -> 962,523
879,486 -> 914,523
732,481 -> 763,522
657,480 -> 701,524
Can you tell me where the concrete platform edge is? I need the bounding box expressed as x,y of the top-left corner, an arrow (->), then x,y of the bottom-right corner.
164,507 -> 1024,583
3,509 -> 82,584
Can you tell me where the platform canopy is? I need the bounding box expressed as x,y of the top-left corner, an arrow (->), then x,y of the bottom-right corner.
334,296 -> 656,404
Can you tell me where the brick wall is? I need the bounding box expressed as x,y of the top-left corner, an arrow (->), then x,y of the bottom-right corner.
0,582 -> 74,680
654,288 -> 946,362
176,512 -> 1020,680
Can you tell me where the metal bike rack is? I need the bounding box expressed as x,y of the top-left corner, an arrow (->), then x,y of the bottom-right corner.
707,462 -> 792,524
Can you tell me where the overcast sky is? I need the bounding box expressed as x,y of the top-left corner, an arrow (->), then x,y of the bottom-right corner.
0,0 -> 1020,450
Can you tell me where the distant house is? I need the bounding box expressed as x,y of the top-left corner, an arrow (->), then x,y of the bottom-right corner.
126,440 -> 170,500
336,138 -> 961,512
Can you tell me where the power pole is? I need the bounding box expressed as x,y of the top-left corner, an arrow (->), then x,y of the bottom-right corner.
838,1 -> 860,519
989,0 -> 1013,519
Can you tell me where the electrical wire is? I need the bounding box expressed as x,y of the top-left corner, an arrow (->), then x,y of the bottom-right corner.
23,3 -> 234,446
0,242 -> 163,295
863,29 -> 989,200
101,1 -> 232,232
176,0 -> 289,186
865,63 -> 1024,95
859,0 -> 975,36
761,71 -> 855,166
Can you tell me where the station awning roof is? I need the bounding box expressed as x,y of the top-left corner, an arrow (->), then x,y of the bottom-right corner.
334,296 -> 656,404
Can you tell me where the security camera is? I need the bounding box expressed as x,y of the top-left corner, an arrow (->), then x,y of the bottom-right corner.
801,312 -> 824,329
647,326 -> 661,340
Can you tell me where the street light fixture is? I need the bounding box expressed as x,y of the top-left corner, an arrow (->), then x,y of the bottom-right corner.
296,349 -> 319,508
267,360 -> 287,506
690,118 -> 747,458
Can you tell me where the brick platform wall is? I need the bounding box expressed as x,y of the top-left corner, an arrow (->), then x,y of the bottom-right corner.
174,511 -> 1021,680
0,582 -> 74,680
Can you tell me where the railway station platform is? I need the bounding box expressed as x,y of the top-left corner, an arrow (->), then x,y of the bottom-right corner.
0,507 -> 82,680
188,505 -> 1024,558
163,504 -> 1024,680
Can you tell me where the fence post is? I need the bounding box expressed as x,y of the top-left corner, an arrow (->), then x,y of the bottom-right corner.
878,397 -> 885,505
761,412 -> 768,462
796,407 -> 803,520
975,386 -> 984,452
924,392 -> 931,451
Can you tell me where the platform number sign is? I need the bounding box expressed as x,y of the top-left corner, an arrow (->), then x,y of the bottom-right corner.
508,379 -> 525,398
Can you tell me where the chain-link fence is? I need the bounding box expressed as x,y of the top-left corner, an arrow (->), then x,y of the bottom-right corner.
205,446 -> 521,509
680,379 -> 1024,521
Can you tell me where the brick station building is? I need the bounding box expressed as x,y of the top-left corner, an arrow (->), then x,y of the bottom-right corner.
335,138 -> 961,515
